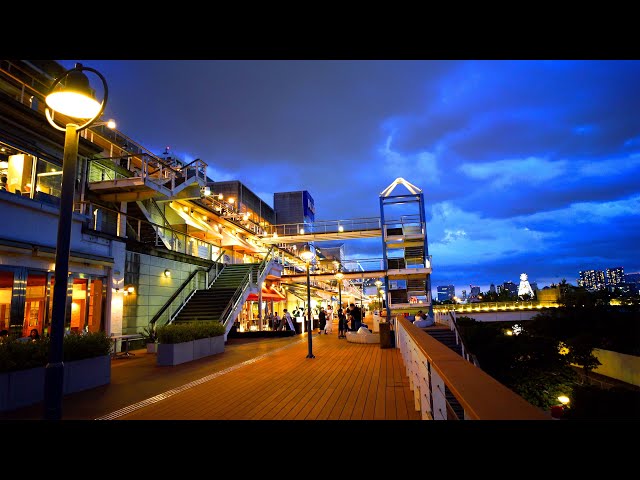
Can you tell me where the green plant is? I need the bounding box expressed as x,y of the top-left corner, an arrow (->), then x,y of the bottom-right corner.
62,331 -> 113,362
0,332 -> 112,373
157,322 -> 225,344
140,325 -> 158,344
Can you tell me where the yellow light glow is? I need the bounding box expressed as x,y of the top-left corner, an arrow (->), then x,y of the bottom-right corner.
218,193 -> 223,200
106,119 -> 116,129
300,249 -> 314,262
183,206 -> 189,212
127,286 -> 135,293
335,272 -> 344,280
46,91 -> 101,119
557,395 -> 570,405
505,330 -> 513,336
203,215 -> 208,221
228,198 -> 235,204
338,225 -> 344,232
164,269 -> 171,277
273,232 -> 278,238
299,228 -> 305,234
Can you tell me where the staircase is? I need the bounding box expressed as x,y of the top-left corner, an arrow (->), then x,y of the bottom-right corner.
425,326 -> 465,419
172,264 -> 255,325
126,201 -> 164,247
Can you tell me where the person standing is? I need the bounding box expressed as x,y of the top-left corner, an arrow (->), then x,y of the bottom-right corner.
337,308 -> 347,338
282,309 -> 293,331
318,307 -> 326,335
324,305 -> 334,334
273,312 -> 280,331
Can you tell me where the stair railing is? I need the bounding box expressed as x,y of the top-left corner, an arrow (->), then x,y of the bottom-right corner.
207,251 -> 226,288
149,267 -> 207,329
218,267 -> 254,328
254,246 -> 275,285
448,311 -> 480,368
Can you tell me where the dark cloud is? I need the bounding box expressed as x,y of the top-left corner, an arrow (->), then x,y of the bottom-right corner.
60,59 -> 640,296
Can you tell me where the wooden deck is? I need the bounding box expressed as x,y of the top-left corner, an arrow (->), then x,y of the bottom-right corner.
121,332 -> 420,420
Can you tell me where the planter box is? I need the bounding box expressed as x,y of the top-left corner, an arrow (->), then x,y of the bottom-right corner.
0,355 -> 112,413
193,338 -> 212,360
157,341 -> 194,366
63,355 -> 111,395
147,343 -> 158,354
210,335 -> 225,355
7,367 -> 44,411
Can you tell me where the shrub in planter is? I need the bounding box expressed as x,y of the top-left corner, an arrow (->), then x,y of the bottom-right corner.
63,332 -> 112,362
156,322 -> 225,366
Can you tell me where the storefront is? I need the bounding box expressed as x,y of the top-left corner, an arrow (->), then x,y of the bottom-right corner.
0,266 -> 107,338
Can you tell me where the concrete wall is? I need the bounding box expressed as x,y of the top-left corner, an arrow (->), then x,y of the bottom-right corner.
122,251 -> 205,334
0,192 -> 111,259
592,349 -> 640,387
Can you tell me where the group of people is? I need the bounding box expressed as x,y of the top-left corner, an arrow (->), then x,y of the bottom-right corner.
318,303 -> 363,339
0,328 -> 41,344
412,310 -> 435,328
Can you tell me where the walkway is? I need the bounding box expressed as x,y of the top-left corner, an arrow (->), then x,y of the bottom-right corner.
1,329 -> 419,421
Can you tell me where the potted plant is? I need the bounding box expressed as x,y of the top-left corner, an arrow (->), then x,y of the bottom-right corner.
140,326 -> 158,354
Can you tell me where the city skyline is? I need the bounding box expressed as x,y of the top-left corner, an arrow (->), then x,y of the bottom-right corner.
59,60 -> 640,294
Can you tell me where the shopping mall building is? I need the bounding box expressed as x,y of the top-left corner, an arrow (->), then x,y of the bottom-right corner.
0,60 -> 361,343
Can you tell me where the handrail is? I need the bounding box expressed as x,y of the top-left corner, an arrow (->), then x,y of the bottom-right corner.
207,251 -> 226,288
149,267 -> 205,328
256,245 -> 275,282
396,316 -> 549,420
218,267 -> 254,327
448,311 -> 480,368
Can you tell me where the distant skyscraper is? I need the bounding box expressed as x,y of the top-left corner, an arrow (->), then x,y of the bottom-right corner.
470,285 -> 480,297
437,285 -> 455,302
489,283 -> 496,294
461,289 -> 467,301
624,272 -> 640,284
606,267 -> 624,285
502,281 -> 518,297
579,270 -> 606,291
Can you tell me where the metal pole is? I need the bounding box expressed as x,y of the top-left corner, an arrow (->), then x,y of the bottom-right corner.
306,261 -> 314,358
43,123 -> 79,420
338,281 -> 342,311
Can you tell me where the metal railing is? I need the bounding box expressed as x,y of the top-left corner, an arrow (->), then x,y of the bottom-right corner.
434,311 -> 480,368
395,316 -> 550,420
218,267 -> 254,329
149,268 -> 207,329
207,251 -> 227,288
255,246 -> 275,285
433,300 -> 558,313
262,216 -> 383,237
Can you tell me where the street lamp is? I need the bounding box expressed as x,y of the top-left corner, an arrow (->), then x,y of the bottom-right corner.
335,271 -> 344,311
375,279 -> 383,311
43,63 -> 108,420
300,244 -> 315,359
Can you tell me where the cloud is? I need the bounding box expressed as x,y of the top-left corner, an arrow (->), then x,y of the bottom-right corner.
459,157 -> 568,188
380,134 -> 441,185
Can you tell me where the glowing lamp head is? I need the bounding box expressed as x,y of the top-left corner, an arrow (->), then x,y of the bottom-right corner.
218,193 -> 223,200
106,119 -> 116,129
557,395 -> 570,405
300,245 -> 315,263
126,286 -> 135,294
335,272 -> 344,281
46,65 -> 101,119
164,269 -> 171,277
375,280 -> 383,287
338,225 -> 344,232
228,198 -> 235,204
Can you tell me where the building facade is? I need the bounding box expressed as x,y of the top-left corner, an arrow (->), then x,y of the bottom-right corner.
437,285 -> 455,302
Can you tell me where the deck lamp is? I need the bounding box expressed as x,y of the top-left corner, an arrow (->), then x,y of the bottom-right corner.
43,63 -> 108,421
300,244 -> 316,359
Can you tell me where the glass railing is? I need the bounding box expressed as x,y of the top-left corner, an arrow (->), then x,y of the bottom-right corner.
150,269 -> 207,329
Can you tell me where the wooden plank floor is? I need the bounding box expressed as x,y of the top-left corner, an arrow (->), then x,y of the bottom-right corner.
122,332 -> 420,420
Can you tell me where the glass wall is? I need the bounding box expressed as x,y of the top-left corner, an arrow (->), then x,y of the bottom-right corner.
0,270 -> 13,332
0,267 -> 106,338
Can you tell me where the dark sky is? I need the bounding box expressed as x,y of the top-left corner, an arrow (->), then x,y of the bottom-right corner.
60,60 -> 640,296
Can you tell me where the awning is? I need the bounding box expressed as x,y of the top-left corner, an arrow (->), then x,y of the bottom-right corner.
246,285 -> 286,302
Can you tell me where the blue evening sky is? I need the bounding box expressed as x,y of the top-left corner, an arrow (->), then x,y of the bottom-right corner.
60,60 -> 640,296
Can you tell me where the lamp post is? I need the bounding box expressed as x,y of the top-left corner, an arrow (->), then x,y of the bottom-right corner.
375,279 -> 383,311
300,244 -> 315,359
43,63 -> 108,420
335,271 -> 344,312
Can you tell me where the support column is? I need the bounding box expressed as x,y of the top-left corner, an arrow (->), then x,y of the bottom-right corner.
258,283 -> 263,331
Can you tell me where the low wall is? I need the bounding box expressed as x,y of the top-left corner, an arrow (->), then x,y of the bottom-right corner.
592,348 -> 640,387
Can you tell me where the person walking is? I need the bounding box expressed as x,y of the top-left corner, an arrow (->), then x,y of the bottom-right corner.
324,305 -> 334,334
273,312 -> 280,331
282,309 -> 294,331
